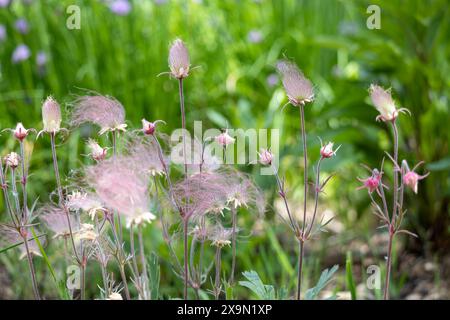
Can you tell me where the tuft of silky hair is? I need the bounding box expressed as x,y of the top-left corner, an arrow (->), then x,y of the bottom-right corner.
84,156 -> 155,227
0,225 -> 43,260
40,205 -> 77,239
70,94 -> 127,135
277,59 -> 314,106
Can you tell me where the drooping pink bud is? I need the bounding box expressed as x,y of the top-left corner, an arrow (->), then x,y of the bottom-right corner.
14,122 -> 29,141
4,152 -> 20,169
358,169 -> 382,193
215,130 -> 235,147
258,148 -> 273,166
42,96 -> 62,133
142,119 -> 156,135
402,161 -> 429,194
87,139 -> 107,162
169,39 -> 190,79
320,141 -> 339,159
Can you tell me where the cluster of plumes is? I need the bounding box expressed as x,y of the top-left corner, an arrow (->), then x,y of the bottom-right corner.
84,156 -> 155,227
0,225 -> 42,260
208,224 -> 234,248
369,84 -> 409,122
277,59 -> 314,107
172,168 -> 264,221
70,95 -> 127,135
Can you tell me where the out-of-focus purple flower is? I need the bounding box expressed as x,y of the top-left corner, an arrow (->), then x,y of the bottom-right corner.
0,24 -> 6,42
15,18 -> 29,34
154,0 -> 168,4
36,51 -> 47,66
12,44 -> 31,63
0,0 -> 10,8
109,0 -> 131,16
266,73 -> 278,87
247,30 -> 263,43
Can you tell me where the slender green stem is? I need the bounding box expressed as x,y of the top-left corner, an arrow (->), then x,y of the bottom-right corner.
0,165 -> 19,227
384,230 -> 394,300
22,232 -> 41,300
111,130 -> 124,244
183,218 -> 189,300
229,207 -> 237,284
391,121 -> 399,225
19,141 -> 28,217
178,78 -> 188,176
297,240 -> 305,300
138,225 -> 149,298
80,257 -> 86,300
214,246 -> 222,300
306,158 -> 322,238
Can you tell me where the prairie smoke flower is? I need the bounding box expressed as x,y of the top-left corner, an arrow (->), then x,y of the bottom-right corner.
40,205 -> 77,239
41,96 -> 62,134
225,171 -> 265,214
76,223 -> 98,242
215,130 -> 235,146
4,152 -> 20,169
107,292 -> 123,300
209,225 -> 234,248
66,191 -> 104,219
369,84 -> 409,122
109,0 -> 131,16
402,161 -> 429,194
141,118 -> 165,135
87,139 -> 107,162
12,44 -> 31,64
277,60 -> 314,106
320,141 -> 340,159
168,39 -> 190,79
258,148 -> 273,166
357,169 -> 382,193
13,122 -> 30,141
0,225 -> 42,260
128,137 -> 167,176
85,157 -> 156,227
70,95 -> 127,135
0,25 -> 6,42
14,18 -> 29,34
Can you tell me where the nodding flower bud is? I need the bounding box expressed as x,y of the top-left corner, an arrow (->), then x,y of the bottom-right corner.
320,141 -> 339,159
215,130 -> 235,147
42,96 -> 61,134
142,119 -> 156,135
402,161 -> 429,194
14,122 -> 29,141
107,292 -> 123,300
87,139 -> 107,161
4,152 -> 20,169
277,60 -> 314,107
357,169 -> 382,193
169,39 -> 190,79
258,148 -> 273,166
369,84 -> 409,122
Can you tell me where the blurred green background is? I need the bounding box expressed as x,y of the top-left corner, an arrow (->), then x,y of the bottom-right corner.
0,0 -> 449,299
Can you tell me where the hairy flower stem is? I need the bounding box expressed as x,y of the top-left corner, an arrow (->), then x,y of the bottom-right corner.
111,130 -> 124,244
138,225 -> 148,296
178,78 -> 188,176
19,141 -> 28,217
11,169 -> 21,216
297,104 -> 308,300
50,133 -> 80,264
214,246 -> 222,300
305,157 -> 323,238
183,218 -> 189,300
297,240 -> 305,300
384,121 -> 400,300
229,207 -> 237,284
80,256 -> 86,300
22,232 -> 41,300
0,164 -> 19,227
108,217 -> 131,300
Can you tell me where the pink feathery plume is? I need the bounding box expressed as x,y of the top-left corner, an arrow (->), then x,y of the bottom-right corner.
127,135 -> 168,177
0,225 -> 43,259
208,223 -> 235,248
70,94 -> 127,135
85,157 -> 155,227
277,59 -> 314,107
40,205 -> 78,239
